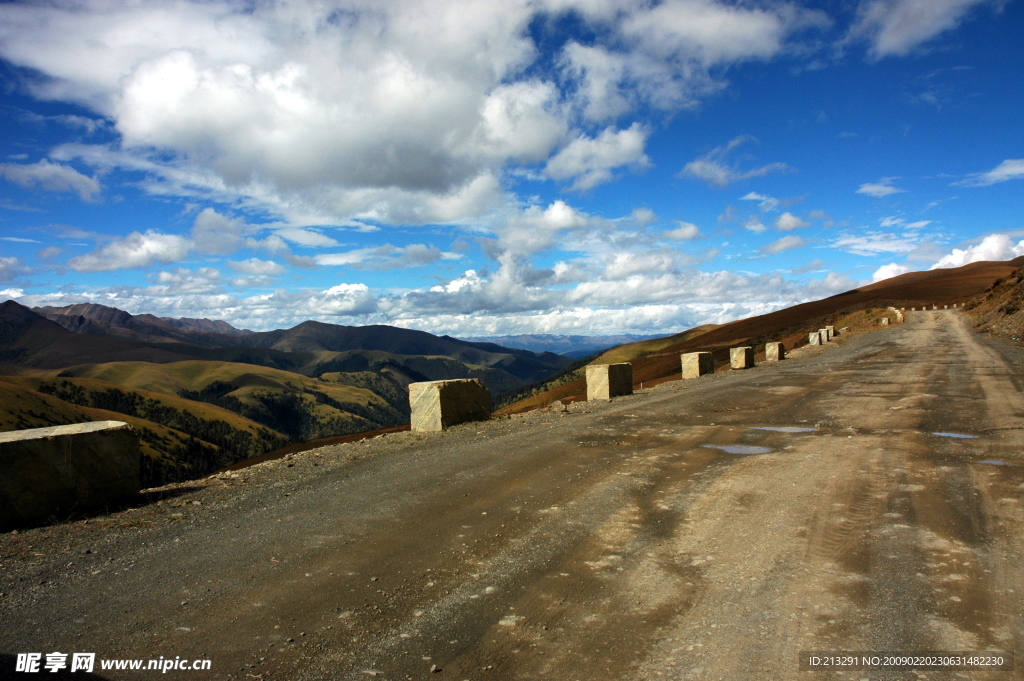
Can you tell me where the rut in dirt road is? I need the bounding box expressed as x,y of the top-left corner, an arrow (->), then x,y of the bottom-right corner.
2,310 -> 1022,681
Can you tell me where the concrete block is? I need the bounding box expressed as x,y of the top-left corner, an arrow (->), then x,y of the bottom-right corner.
586,363 -> 633,401
910,307 -> 915,311
819,328 -> 831,342
409,379 -> 491,432
944,305 -> 948,309
730,347 -> 754,369
765,342 -> 786,361
880,317 -> 890,326
681,352 -> 715,379
825,325 -> 835,339
808,331 -> 821,346
0,421 -> 140,530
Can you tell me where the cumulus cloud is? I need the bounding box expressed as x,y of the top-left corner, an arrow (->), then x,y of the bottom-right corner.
930,234 -> 1024,269
545,123 -> 651,191
954,159 -> 1024,187
680,136 -> 791,188
775,212 -> 810,230
848,0 -> 999,60
664,221 -> 700,240
761,235 -> 807,255
872,262 -> 911,282
857,178 -> 905,197
0,160 -> 100,201
67,230 -> 191,272
0,0 -> 829,225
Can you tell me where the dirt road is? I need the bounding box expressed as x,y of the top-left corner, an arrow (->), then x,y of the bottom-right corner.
2,311 -> 1023,680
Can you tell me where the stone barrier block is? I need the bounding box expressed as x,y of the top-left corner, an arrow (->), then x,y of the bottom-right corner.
586,363 -> 633,401
819,328 -> 831,342
409,379 -> 491,432
896,312 -> 905,322
910,307 -> 915,311
944,305 -> 948,309
681,352 -> 715,379
0,421 -> 140,530
730,346 -> 754,369
826,325 -> 835,338
808,331 -> 821,345
880,317 -> 890,326
765,342 -> 786,361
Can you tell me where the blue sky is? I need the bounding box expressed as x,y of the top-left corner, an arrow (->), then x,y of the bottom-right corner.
0,0 -> 1022,336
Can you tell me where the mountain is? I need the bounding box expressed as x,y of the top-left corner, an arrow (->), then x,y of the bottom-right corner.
36,303 -> 252,347
462,333 -> 664,358
0,301 -> 574,486
502,257 -> 1024,413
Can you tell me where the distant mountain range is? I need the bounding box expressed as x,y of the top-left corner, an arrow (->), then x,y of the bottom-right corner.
0,301 -> 572,487
462,333 -> 663,358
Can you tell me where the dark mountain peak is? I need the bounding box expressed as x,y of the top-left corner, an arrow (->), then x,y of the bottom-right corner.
36,303 -> 133,327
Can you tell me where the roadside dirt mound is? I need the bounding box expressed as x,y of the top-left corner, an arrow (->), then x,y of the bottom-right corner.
962,264 -> 1024,340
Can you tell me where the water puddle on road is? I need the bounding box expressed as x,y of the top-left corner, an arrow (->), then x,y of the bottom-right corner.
932,432 -> 979,439
750,427 -> 818,433
702,445 -> 772,455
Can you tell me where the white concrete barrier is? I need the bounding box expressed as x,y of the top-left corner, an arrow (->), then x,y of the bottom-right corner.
586,363 -> 633,401
730,347 -> 754,369
765,342 -> 786,362
0,421 -> 140,530
681,352 -> 714,379
409,379 -> 491,432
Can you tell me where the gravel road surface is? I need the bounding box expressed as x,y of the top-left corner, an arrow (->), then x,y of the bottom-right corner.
2,311 -> 1022,680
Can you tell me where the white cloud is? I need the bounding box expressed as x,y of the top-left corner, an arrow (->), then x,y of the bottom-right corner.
857,178 -> 905,197
680,136 -> 791,187
545,123 -> 651,191
229,258 -> 286,276
872,262 -> 911,282
743,216 -> 767,234
190,208 -> 249,255
664,221 -> 700,240
0,257 -> 30,282
67,230 -> 191,272
775,212 -> 810,230
906,220 -> 932,229
0,160 -> 100,201
761,235 -> 807,255
315,244 -> 457,270
831,231 -> 921,256
630,208 -> 657,227
0,0 -> 828,225
930,234 -> 1024,269
954,159 -> 1024,187
0,287 -> 25,300
740,191 -> 780,212
149,267 -> 222,295
848,0 -> 998,59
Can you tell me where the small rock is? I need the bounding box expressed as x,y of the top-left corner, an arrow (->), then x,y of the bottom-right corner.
431,664 -> 441,673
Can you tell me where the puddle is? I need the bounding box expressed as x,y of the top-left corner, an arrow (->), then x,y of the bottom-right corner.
931,432 -> 979,439
978,460 -> 1011,466
702,445 -> 772,455
750,427 -> 818,433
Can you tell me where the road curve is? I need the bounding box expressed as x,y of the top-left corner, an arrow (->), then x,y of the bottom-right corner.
2,311 -> 1023,680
